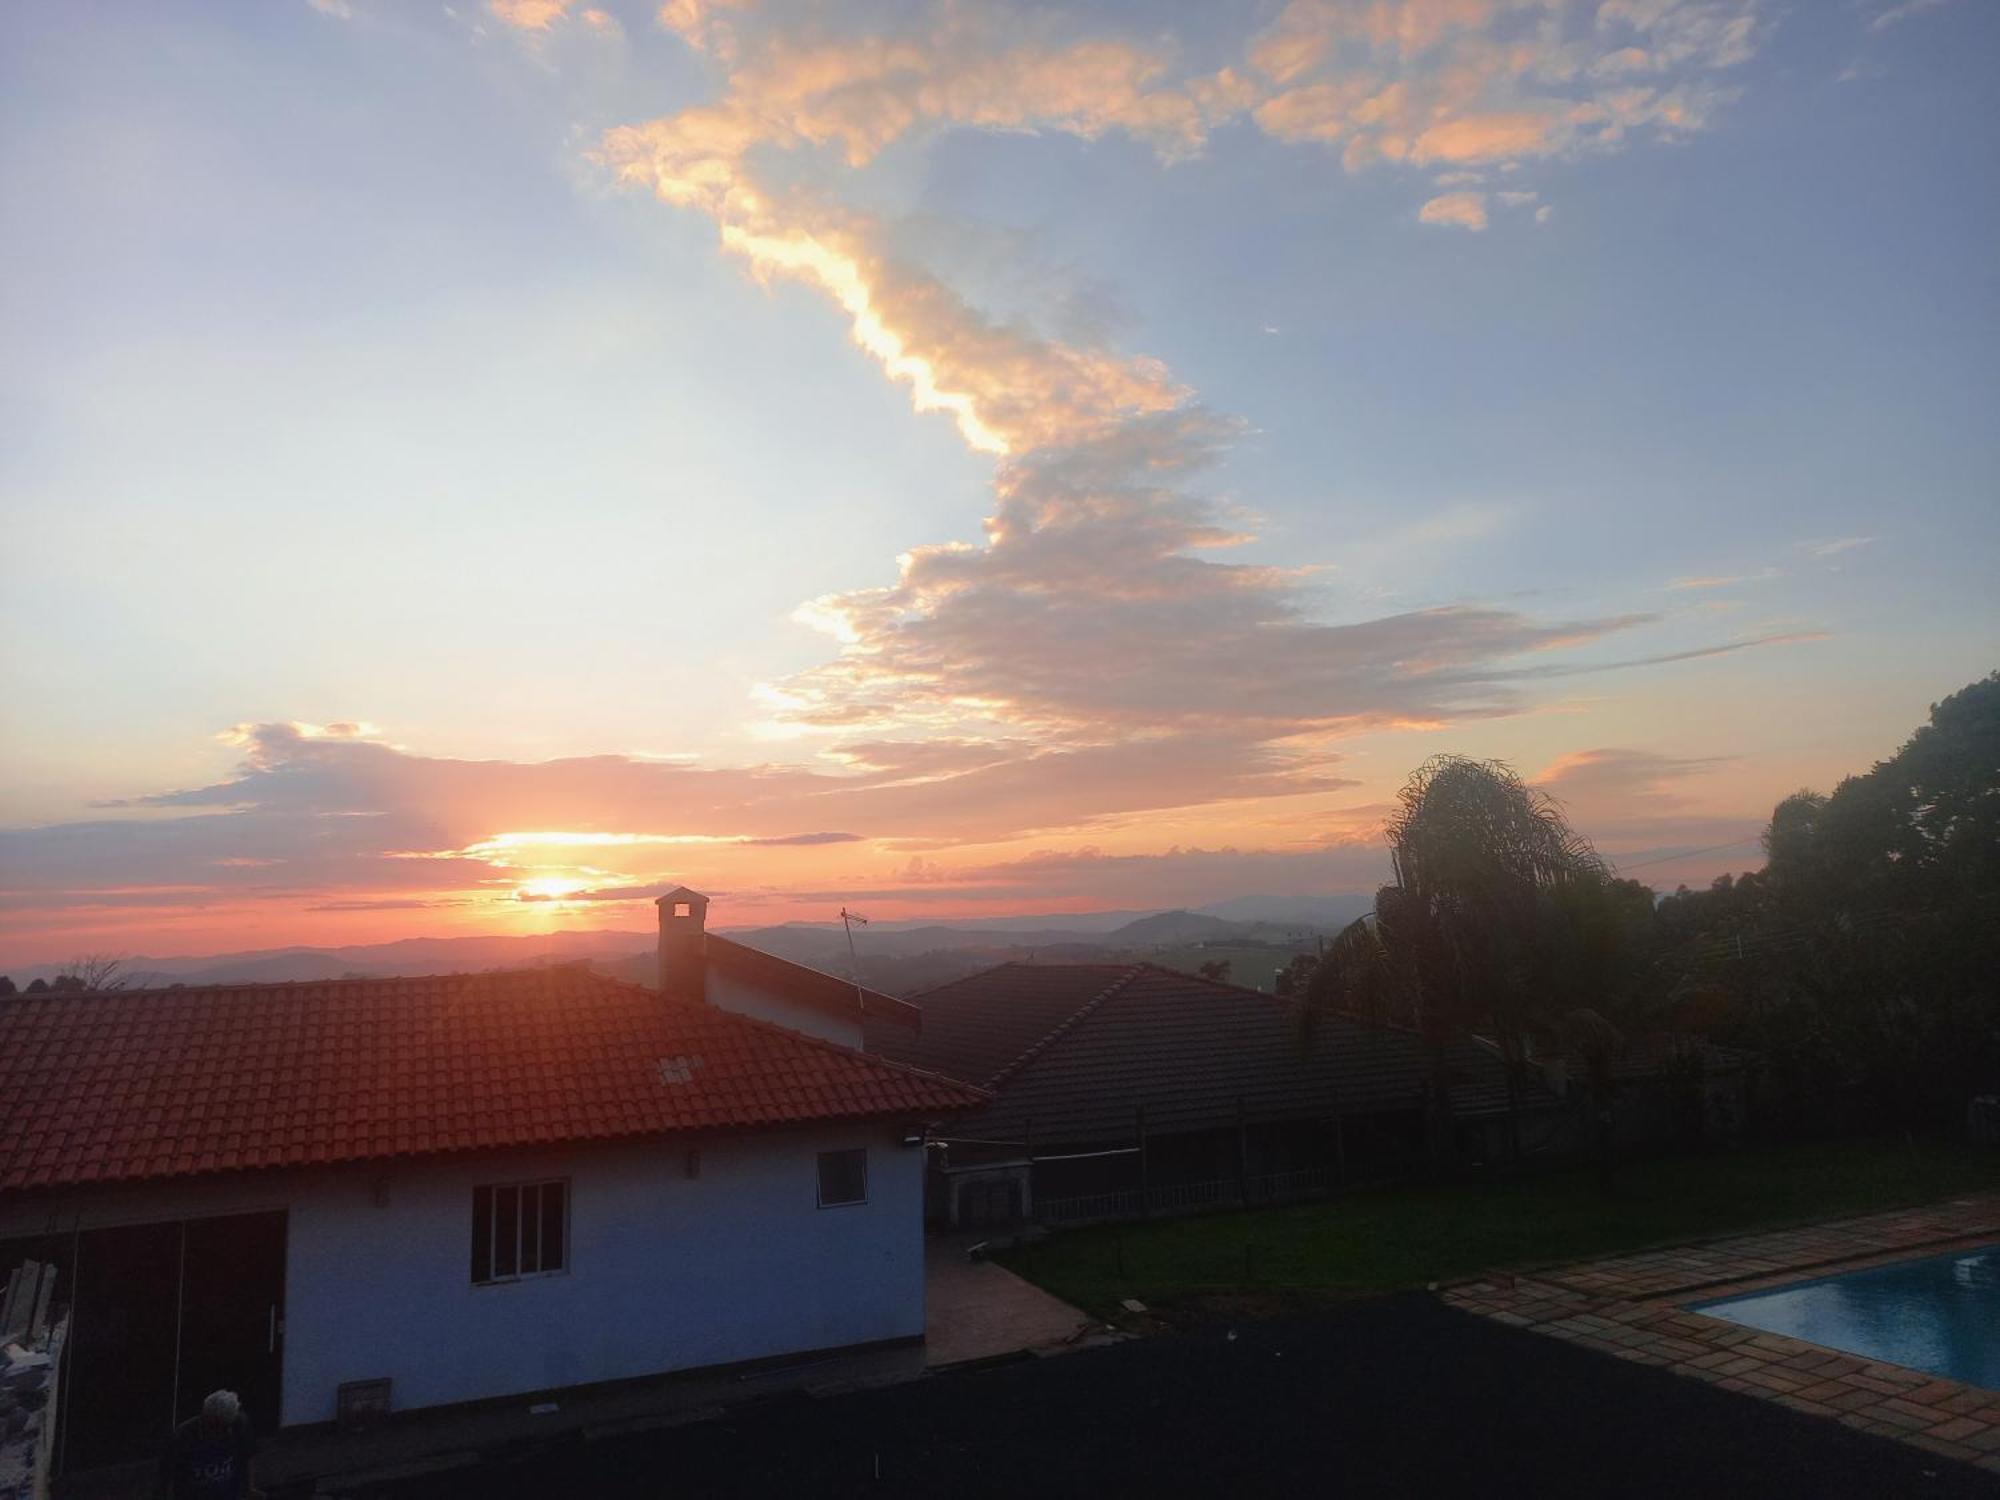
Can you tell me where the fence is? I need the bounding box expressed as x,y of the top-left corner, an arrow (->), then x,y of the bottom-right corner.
1038,1164 -> 1339,1227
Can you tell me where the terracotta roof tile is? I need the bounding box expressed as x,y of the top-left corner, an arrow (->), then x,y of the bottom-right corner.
0,968 -> 983,1194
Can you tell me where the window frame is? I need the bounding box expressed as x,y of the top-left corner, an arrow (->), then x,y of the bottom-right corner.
471,1177 -> 570,1286
815,1147 -> 869,1209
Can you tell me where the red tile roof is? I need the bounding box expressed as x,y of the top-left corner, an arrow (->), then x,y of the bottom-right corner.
0,968 -> 984,1195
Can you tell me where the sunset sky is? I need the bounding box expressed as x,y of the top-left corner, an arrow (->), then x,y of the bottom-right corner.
2,0 -> 1995,964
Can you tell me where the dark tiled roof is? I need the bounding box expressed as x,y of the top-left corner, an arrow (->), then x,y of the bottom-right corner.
874,962 -> 1553,1146
0,968 -> 983,1195
704,935 -> 921,1031
864,963 -> 1136,1085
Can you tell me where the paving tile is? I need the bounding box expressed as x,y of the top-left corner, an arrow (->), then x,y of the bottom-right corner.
1909,1380 -> 1969,1406
1926,1416 -> 1993,1444
1738,1368 -> 1807,1395
1870,1401 -> 1944,1431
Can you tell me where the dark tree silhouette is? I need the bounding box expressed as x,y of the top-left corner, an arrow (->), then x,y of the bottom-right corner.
1654,671 -> 2000,1129
55,955 -> 130,992
1306,755 -> 1624,1166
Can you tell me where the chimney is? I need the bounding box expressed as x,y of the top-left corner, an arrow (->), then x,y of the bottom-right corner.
655,887 -> 710,1001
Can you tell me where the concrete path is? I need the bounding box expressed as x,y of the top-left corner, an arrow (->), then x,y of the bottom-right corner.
924,1237 -> 1100,1368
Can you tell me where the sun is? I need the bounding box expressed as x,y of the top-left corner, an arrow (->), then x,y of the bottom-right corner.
516,875 -> 587,902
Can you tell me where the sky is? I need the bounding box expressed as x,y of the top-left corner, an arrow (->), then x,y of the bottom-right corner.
1,0 -> 1996,964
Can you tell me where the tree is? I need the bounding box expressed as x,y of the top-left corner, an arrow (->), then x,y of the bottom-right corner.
0,975 -> 14,997
52,955 -> 129,993
1196,958 -> 1232,983
1273,952 -> 1320,999
1305,755 -> 1621,1166
1651,672 -> 2000,1130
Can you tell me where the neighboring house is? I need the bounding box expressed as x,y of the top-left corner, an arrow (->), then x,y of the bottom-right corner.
863,962 -> 1558,1227
0,892 -> 981,1476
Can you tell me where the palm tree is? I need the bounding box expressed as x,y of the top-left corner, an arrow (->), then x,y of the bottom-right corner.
1307,755 -> 1613,1166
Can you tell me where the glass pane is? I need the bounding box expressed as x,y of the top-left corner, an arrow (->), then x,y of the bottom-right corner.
494,1186 -> 519,1278
541,1182 -> 566,1272
471,1186 -> 493,1283
818,1149 -> 866,1206
519,1183 -> 541,1275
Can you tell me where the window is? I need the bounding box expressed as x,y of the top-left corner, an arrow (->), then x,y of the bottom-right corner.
472,1179 -> 567,1284
816,1148 -> 867,1208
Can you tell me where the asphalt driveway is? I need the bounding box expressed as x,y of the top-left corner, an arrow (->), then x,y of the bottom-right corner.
384,1296 -> 1997,1498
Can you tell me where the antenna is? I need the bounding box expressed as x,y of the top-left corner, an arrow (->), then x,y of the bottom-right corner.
840,906 -> 869,1016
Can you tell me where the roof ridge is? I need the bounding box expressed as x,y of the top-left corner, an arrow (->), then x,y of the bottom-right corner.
649,984 -> 990,1102
982,963 -> 1147,1090
705,933 -> 919,1020
1132,961 -> 1302,1008
901,959 -> 1049,1002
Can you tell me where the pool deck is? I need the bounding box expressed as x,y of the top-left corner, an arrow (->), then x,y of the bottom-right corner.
1441,1191 -> 2000,1475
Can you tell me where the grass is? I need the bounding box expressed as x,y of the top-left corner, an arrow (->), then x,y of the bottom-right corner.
995,1135 -> 2000,1318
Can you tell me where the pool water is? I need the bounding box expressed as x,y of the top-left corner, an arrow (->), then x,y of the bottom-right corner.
1694,1244 -> 2000,1392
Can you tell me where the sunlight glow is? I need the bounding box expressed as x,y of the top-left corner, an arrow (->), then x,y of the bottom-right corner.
514,875 -> 589,901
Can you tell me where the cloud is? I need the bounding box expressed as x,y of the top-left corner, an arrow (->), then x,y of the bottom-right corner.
622,3 -> 1767,215
490,0 -> 572,29
307,899 -> 460,913
307,0 -> 354,17
1800,536 -> 1875,558
1419,191 -> 1489,230
788,841 -> 1397,910
1530,746 -> 1771,880
1494,630 -> 1829,681
3,2 -> 1801,955
1870,0 -> 1954,31
1534,746 -> 1731,812
1668,567 -> 1780,590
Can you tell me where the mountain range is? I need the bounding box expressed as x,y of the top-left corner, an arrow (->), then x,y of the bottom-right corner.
3,896 -> 1374,997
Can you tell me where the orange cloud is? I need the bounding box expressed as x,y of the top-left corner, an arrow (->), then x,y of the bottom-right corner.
1418,190 -> 1488,230
1413,111 -> 1559,163
490,0 -> 572,29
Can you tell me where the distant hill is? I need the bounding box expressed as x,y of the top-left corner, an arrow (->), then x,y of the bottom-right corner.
601,900 -> 1373,996
2,896 -> 1375,996
5,928 -> 654,989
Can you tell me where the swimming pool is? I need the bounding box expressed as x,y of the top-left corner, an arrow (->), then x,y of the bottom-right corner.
1694,1244 -> 2000,1392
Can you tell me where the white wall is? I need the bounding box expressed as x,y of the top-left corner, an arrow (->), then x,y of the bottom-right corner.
0,1122 -> 924,1428
706,966 -> 863,1049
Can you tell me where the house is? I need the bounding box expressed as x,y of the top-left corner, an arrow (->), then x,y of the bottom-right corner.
0,892 -> 982,1476
862,962 -> 1560,1227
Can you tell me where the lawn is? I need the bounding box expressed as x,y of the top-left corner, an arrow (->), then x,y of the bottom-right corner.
995,1135 -> 1999,1318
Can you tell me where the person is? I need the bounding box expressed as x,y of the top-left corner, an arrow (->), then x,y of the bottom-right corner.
158,1389 -> 258,1500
